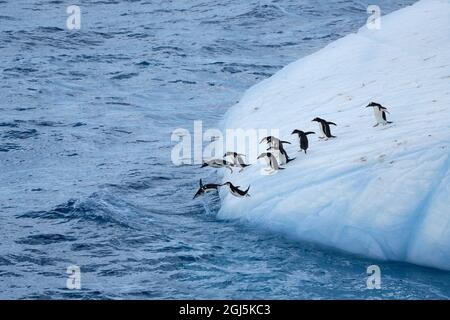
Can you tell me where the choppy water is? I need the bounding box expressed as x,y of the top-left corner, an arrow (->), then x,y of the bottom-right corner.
1,0 -> 449,299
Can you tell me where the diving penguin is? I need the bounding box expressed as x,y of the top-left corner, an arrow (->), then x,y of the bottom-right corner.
222,182 -> 250,198
223,152 -> 251,172
201,159 -> 234,173
193,179 -> 223,199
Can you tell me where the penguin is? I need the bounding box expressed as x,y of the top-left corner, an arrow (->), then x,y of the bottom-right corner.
201,159 -> 234,173
222,182 -> 250,198
267,142 -> 295,165
260,136 -> 294,165
291,130 -> 315,154
312,117 -> 337,139
365,102 -> 393,126
223,152 -> 251,172
193,179 -> 223,199
260,136 -> 291,149
257,152 -> 285,172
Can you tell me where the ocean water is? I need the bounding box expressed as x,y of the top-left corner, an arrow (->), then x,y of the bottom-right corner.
1,0 -> 449,299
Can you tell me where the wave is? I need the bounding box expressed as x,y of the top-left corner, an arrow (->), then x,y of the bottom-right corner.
17,191 -> 140,229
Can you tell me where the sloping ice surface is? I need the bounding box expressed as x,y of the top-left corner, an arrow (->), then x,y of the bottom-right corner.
220,0 -> 450,271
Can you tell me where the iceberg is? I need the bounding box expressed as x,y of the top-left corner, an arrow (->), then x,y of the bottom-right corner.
218,0 -> 450,270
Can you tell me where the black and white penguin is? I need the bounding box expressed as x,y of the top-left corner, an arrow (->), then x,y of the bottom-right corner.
365,102 -> 393,126
259,136 -> 291,150
193,179 -> 223,199
291,130 -> 315,154
267,143 -> 295,165
257,152 -> 285,172
260,136 -> 294,164
223,152 -> 251,172
312,117 -> 337,139
222,182 -> 250,198
201,159 -> 234,173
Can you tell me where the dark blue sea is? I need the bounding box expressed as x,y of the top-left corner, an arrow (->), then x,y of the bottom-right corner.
1,0 -> 449,299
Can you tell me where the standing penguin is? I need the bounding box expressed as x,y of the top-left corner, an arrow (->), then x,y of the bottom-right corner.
260,136 -> 294,165
291,130 -> 315,154
259,136 -> 291,150
267,142 -> 295,164
257,152 -> 285,172
312,117 -> 337,139
223,152 -> 251,172
366,102 -> 393,126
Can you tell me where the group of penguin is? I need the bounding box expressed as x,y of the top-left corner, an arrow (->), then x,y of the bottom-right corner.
193,102 -> 393,200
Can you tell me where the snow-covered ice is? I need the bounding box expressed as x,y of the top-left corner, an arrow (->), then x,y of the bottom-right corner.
219,0 -> 450,270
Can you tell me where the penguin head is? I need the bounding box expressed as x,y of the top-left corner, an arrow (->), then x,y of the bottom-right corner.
222,182 -> 232,187
312,117 -> 322,122
257,153 -> 268,160
260,136 -> 277,144
201,163 -> 208,168
291,129 -> 303,135
366,102 -> 380,108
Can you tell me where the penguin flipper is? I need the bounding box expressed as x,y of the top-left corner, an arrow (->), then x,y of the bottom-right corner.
193,189 -> 202,199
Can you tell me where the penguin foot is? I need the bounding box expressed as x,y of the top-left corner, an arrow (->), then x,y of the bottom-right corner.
262,168 -> 276,175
